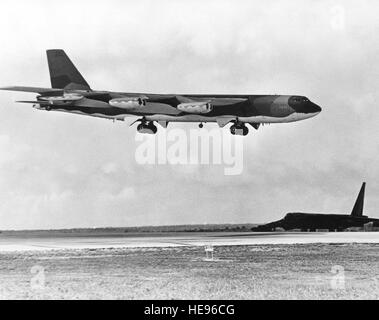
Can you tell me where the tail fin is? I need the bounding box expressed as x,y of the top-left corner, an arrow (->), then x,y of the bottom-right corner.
350,182 -> 366,217
46,49 -> 91,91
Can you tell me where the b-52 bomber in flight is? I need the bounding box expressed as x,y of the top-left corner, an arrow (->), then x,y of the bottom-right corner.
1,50 -> 322,135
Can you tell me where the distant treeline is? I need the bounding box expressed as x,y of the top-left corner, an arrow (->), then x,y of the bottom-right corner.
122,224 -> 258,233
0,224 -> 259,235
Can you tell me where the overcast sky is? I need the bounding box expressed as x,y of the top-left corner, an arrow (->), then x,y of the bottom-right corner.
0,0 -> 378,229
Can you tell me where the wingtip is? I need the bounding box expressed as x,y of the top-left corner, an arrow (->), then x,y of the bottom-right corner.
0,86 -> 13,91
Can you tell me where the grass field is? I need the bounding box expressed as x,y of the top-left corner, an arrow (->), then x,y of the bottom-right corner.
0,243 -> 378,299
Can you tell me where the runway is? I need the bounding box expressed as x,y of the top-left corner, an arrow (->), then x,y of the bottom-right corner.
0,231 -> 378,252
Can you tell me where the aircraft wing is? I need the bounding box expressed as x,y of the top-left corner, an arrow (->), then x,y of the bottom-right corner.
145,95 -> 247,107
207,97 -> 248,106
175,95 -> 247,104
0,86 -> 63,95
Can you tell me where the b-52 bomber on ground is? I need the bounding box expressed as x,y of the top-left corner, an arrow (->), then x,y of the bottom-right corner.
0,50 -> 322,135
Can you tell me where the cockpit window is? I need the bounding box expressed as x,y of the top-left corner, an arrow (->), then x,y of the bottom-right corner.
293,97 -> 309,102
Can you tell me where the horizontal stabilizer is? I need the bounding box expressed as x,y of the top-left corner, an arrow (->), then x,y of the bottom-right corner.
16,100 -> 51,104
0,86 -> 64,94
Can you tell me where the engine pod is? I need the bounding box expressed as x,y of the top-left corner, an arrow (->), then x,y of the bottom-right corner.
177,101 -> 213,114
38,93 -> 84,105
109,97 -> 146,109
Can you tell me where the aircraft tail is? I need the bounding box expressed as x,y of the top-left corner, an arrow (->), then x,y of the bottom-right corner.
350,182 -> 366,217
46,49 -> 91,91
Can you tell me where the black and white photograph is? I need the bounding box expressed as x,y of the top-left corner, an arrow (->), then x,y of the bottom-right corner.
0,0 -> 378,307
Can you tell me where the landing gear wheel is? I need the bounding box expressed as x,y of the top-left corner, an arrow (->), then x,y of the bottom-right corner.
230,124 -> 249,136
137,121 -> 157,134
199,123 -> 204,128
137,123 -> 144,131
147,121 -> 157,134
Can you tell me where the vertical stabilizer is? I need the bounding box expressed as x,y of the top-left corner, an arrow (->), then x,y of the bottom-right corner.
350,182 -> 365,217
46,49 -> 91,91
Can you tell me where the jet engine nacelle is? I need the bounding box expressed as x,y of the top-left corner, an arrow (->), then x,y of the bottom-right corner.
109,97 -> 146,109
38,93 -> 84,105
177,101 -> 213,114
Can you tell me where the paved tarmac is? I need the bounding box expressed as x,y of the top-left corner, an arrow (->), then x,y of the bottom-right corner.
0,231 -> 378,252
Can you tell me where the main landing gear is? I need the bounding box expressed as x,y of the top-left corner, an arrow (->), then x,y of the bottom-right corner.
135,118 -> 157,134
230,122 -> 249,136
197,121 -> 249,136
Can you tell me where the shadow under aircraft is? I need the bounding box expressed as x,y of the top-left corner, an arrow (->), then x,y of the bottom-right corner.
252,183 -> 379,232
0,49 -> 321,136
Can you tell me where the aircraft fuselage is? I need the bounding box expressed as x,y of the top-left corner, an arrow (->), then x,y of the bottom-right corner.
36,91 -> 321,124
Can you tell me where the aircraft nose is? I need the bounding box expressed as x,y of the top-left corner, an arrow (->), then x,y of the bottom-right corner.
288,96 -> 322,114
305,101 -> 322,113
